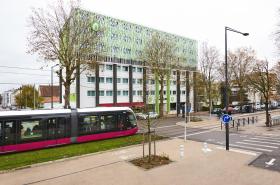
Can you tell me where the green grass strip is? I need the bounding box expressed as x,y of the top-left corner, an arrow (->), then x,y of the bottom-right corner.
0,134 -> 164,171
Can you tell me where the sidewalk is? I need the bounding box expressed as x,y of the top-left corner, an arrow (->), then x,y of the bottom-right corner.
0,139 -> 279,185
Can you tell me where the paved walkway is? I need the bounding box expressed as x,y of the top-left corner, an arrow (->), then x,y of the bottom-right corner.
1,139 -> 279,185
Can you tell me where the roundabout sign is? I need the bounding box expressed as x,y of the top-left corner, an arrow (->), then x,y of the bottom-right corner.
222,114 -> 231,124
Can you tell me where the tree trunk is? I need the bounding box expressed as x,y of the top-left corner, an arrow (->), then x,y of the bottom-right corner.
64,82 -> 71,109
159,79 -> 164,118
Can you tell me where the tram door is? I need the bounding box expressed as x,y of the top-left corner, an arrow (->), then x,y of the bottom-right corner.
3,121 -> 17,152
0,122 -> 3,152
46,118 -> 58,146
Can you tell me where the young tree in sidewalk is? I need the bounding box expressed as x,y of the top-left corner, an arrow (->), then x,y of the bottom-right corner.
15,85 -> 43,109
27,0 -> 103,108
199,42 -> 220,114
142,33 -> 175,118
247,60 -> 277,127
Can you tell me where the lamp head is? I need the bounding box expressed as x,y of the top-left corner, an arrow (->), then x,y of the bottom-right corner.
243,33 -> 249,36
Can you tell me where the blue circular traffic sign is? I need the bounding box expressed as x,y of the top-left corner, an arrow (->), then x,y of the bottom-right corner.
222,114 -> 231,124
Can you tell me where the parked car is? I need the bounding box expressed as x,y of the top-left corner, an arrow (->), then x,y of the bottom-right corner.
148,112 -> 159,119
211,108 -> 222,114
233,106 -> 240,113
135,112 -> 159,120
135,113 -> 148,120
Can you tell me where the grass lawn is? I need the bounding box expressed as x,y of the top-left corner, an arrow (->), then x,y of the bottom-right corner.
0,134 -> 164,171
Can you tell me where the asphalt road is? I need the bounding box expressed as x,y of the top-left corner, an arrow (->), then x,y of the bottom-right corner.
138,115 -> 280,172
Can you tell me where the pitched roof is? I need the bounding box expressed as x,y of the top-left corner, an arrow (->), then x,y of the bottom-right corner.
39,85 -> 60,97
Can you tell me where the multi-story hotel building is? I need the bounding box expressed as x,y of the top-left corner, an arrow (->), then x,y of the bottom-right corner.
69,10 -> 198,115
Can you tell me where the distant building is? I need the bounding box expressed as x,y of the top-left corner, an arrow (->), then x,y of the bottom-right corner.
65,10 -> 198,115
39,85 -> 62,108
1,89 -> 17,108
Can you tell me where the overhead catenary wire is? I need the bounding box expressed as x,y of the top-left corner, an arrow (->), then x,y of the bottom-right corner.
0,65 -> 51,71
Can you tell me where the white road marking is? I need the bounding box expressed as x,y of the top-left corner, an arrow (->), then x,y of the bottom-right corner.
265,158 -> 276,167
216,146 -> 258,156
177,129 -> 215,137
240,135 -> 248,138
253,135 -> 280,140
229,144 -> 273,152
243,139 -> 280,146
251,138 -> 280,143
236,142 -> 278,149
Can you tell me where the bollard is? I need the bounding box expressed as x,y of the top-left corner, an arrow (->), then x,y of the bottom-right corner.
248,117 -> 250,125
252,117 -> 255,124
256,116 -> 258,123
179,145 -> 184,159
243,118 -> 245,126
232,120 -> 235,128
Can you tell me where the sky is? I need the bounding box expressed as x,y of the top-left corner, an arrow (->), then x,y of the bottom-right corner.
0,0 -> 279,92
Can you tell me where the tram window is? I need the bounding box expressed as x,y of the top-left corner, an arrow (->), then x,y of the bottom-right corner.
117,114 -> 127,130
4,121 -> 17,145
127,112 -> 137,127
20,120 -> 43,141
100,115 -> 116,131
79,115 -> 99,135
57,117 -> 68,138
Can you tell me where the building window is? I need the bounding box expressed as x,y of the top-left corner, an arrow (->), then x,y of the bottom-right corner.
122,78 -> 128,84
132,67 -> 136,72
182,90 -> 186,95
106,91 -> 113,96
164,80 -> 166,85
117,66 -> 121,71
106,65 -> 113,70
133,90 -> 136,95
146,79 -> 149,84
87,76 -> 95,83
137,79 -> 143,84
99,64 -> 105,72
146,91 -> 149,95
117,78 -> 121,83
181,71 -> 186,76
122,66 -> 128,71
106,77 -> 113,83
99,77 -> 105,83
150,91 -> 155,95
87,90 -> 96,96
132,79 -> 136,84
173,91 -> 176,95
99,91 -> 104,96
150,80 -> 155,84
137,91 -> 143,96
173,71 -> 176,76
123,90 -> 129,96
117,91 -> 121,96
137,68 -> 143,73
164,91 -> 166,95
173,81 -> 176,85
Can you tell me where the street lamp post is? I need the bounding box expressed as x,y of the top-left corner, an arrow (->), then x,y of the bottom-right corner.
225,26 -> 249,150
51,64 -> 59,109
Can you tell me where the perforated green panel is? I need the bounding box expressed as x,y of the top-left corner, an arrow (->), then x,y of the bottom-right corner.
81,10 -> 197,68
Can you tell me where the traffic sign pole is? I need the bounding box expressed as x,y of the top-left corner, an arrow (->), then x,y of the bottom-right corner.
222,114 -> 231,150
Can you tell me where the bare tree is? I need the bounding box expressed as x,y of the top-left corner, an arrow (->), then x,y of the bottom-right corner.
142,33 -> 175,118
247,60 -> 277,127
229,47 -> 256,105
27,0 -> 102,108
199,42 -> 220,114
